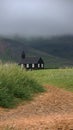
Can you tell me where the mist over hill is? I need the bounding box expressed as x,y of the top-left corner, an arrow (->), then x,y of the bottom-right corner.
0,35 -> 73,68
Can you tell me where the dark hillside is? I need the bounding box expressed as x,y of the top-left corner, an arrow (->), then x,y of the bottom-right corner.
0,38 -> 31,62
0,35 -> 73,68
29,35 -> 73,60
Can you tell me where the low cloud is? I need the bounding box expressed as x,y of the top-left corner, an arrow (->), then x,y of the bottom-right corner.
0,0 -> 73,37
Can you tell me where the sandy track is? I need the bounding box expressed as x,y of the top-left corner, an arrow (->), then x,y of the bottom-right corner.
0,86 -> 73,130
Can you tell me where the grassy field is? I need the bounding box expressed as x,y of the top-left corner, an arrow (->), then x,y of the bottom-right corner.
0,63 -> 73,108
1,65 -> 73,129
27,68 -> 73,91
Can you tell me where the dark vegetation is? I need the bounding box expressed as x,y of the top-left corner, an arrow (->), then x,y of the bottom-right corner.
0,35 -> 73,68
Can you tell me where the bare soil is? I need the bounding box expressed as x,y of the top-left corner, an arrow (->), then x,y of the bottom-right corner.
0,86 -> 73,130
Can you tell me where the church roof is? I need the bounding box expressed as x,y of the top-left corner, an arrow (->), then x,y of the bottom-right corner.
19,57 -> 44,64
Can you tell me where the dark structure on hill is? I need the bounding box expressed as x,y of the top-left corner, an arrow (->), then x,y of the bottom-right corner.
19,51 -> 44,70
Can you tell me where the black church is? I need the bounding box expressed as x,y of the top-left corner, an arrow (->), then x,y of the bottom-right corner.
19,51 -> 44,70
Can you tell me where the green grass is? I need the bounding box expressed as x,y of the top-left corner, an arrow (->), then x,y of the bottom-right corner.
1,63 -> 73,108
27,68 -> 73,92
0,64 -> 45,108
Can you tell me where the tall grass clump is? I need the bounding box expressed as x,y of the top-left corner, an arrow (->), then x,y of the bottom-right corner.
0,64 -> 45,108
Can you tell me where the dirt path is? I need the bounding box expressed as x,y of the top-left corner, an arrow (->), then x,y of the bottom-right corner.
0,86 -> 73,130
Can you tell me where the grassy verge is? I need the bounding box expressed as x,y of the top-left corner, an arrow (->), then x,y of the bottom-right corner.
0,64 -> 45,108
27,68 -> 73,92
1,64 -> 73,108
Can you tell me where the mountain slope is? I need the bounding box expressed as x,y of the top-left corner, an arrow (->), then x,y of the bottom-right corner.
29,35 -> 73,60
0,36 -> 73,68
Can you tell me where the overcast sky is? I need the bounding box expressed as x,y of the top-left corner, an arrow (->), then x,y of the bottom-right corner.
0,0 -> 73,37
